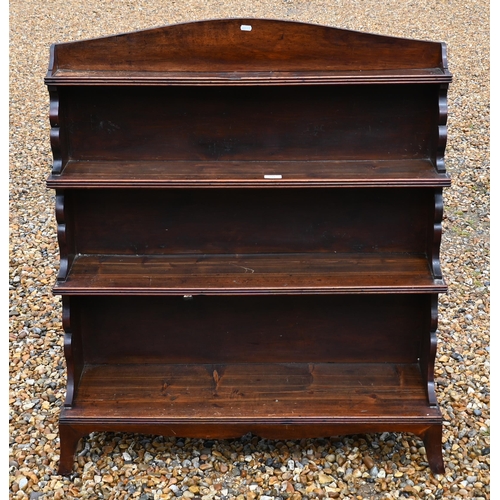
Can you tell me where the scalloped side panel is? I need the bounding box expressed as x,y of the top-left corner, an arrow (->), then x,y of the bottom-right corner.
48,87 -> 63,175
55,191 -> 69,282
431,189 -> 444,280
62,297 -> 75,408
436,83 -> 449,173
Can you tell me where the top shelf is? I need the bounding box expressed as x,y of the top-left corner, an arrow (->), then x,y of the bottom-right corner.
45,19 -> 452,87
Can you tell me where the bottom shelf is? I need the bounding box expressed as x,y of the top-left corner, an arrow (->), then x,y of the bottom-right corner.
65,362 -> 441,425
59,362 -> 445,475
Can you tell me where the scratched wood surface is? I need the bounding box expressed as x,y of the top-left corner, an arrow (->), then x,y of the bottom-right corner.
55,253 -> 446,295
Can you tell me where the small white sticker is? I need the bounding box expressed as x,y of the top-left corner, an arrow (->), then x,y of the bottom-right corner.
264,174 -> 282,179
240,24 -> 252,31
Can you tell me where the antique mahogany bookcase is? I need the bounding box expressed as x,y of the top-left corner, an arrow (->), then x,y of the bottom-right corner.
45,19 -> 452,475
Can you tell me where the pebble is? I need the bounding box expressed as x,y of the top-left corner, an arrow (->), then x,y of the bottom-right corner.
363,454 -> 375,469
318,472 -> 334,484
8,0 -> 490,499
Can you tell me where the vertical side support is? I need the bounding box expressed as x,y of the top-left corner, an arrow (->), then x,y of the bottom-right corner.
48,85 -> 63,175
435,83 -> 449,173
49,83 -> 75,280
429,188 -> 444,280
62,296 -> 84,409
435,44 -> 449,174
59,297 -> 84,475
420,295 -> 439,407
55,191 -> 71,281
55,188 -> 76,283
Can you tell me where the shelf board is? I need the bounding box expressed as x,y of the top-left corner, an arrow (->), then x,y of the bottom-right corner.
62,362 -> 441,426
45,68 -> 452,86
54,253 -> 446,295
47,159 -> 451,188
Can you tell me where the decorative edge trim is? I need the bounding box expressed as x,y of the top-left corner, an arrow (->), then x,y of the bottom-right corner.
44,73 -> 453,86
53,286 -> 450,296
47,178 -> 452,189
59,414 -> 443,426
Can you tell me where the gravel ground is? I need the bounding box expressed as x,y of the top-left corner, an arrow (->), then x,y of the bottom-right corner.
9,1 -> 490,499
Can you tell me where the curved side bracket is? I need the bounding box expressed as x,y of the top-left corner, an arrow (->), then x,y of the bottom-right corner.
48,86 -> 63,176
436,83 -> 449,173
420,295 -> 439,407
61,297 -> 84,409
62,297 -> 75,408
430,189 -> 444,280
55,191 -> 70,282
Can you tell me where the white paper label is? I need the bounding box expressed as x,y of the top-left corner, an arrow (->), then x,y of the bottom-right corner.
264,174 -> 282,179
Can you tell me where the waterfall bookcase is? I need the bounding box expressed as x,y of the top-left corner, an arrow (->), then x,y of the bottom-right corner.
45,19 -> 452,475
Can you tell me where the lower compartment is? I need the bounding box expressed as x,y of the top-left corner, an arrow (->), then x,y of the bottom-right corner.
59,361 -> 443,475
59,295 -> 443,475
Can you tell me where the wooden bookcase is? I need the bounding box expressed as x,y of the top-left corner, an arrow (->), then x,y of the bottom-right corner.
45,19 -> 452,475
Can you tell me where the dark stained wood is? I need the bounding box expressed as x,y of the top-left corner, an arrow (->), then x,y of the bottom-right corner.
47,159 -> 451,188
45,19 -> 450,78
64,188 -> 433,256
74,295 -> 428,365
46,19 -> 451,475
58,85 -> 440,163
57,362 -> 443,475
420,295 -> 440,406
57,419 -> 444,476
68,362 -> 440,420
55,253 -> 446,295
61,296 -> 84,408
423,425 -> 446,474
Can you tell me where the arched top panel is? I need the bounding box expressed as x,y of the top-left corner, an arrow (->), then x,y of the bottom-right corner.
46,19 -> 451,86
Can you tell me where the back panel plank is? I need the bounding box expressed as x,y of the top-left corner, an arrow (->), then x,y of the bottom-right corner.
50,19 -> 444,74
62,85 -> 438,162
69,188 -> 432,255
76,294 -> 429,364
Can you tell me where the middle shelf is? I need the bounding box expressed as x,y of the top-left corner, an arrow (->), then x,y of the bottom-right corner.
47,159 -> 450,188
55,252 -> 445,295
